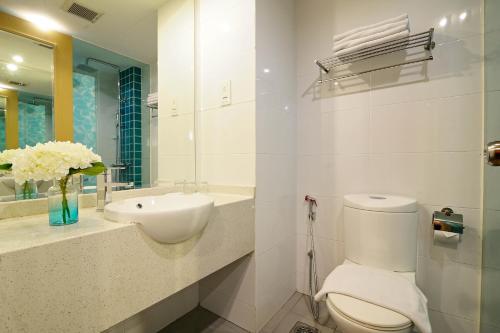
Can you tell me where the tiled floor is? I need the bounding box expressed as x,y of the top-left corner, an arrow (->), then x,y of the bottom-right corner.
160,306 -> 248,333
161,292 -> 337,333
260,292 -> 337,333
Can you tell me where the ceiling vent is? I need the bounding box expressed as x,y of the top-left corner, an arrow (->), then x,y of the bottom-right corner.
8,81 -> 27,87
63,1 -> 102,23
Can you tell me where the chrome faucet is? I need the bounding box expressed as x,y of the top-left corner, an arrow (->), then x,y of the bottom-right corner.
96,168 -> 135,211
96,169 -> 112,211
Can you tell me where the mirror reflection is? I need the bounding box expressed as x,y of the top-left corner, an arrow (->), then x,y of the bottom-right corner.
0,29 -> 54,200
0,29 -> 54,148
73,39 -> 151,190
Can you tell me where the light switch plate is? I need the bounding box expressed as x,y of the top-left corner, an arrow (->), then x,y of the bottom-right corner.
221,80 -> 231,106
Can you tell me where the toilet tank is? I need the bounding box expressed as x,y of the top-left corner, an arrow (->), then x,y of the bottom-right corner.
343,194 -> 418,272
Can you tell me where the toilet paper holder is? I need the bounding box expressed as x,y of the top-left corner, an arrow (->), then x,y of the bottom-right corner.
432,207 -> 464,235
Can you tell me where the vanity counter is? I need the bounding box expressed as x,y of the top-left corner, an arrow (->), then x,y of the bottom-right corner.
0,192 -> 251,255
0,192 -> 255,333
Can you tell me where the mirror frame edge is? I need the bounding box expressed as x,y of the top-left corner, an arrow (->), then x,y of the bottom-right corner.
0,11 -> 73,143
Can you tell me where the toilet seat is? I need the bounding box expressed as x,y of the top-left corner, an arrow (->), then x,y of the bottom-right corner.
326,293 -> 413,331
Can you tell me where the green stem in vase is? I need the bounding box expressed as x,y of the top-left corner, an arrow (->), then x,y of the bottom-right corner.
59,176 -> 71,224
23,181 -> 29,199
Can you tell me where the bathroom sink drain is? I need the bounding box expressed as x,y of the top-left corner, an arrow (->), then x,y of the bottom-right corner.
290,321 -> 319,333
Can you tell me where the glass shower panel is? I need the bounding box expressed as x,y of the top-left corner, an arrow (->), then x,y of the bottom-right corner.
18,99 -> 52,148
481,0 -> 500,332
73,72 -> 97,152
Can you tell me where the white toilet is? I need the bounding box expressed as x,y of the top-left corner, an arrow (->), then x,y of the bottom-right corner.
325,194 -> 422,333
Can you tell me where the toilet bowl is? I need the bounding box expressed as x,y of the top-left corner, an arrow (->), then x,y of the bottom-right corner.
325,260 -> 416,333
326,294 -> 413,333
320,194 -> 428,333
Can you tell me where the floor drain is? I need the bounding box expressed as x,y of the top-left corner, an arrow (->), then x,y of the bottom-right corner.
290,321 -> 319,333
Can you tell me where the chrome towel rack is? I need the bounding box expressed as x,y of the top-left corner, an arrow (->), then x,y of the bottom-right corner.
315,28 -> 435,83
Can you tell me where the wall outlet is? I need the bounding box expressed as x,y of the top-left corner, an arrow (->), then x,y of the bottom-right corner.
221,80 -> 231,106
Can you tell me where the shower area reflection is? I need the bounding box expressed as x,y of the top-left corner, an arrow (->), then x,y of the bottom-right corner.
73,39 -> 151,189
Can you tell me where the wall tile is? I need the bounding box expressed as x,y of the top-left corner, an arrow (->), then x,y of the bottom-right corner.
256,237 -> 296,329
416,256 -> 481,321
424,152 -> 482,208
368,153 -> 428,202
199,102 -> 255,155
428,310 -> 478,333
430,94 -> 483,152
370,101 -> 433,153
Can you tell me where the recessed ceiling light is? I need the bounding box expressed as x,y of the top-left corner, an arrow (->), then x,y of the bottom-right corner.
459,11 -> 467,21
439,17 -> 448,27
12,55 -> 23,63
263,68 -> 270,73
6,64 -> 18,71
24,13 -> 62,32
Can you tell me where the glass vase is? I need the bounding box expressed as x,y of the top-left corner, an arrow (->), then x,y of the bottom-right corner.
15,180 -> 38,200
48,176 -> 79,226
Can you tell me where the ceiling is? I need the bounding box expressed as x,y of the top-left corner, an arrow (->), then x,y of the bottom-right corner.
0,0 -> 167,65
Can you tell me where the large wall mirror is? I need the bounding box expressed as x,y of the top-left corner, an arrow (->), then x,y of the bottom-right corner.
0,11 -> 153,201
0,29 -> 54,150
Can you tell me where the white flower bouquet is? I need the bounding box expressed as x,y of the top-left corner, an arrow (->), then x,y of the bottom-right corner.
0,148 -> 36,199
0,141 -> 106,224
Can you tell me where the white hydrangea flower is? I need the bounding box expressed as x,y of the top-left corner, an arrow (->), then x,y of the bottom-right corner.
11,141 -> 102,184
0,148 -> 23,165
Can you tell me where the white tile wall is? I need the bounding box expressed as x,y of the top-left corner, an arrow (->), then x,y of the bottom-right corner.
295,1 -> 484,333
196,0 -> 256,187
157,0 -> 196,184
255,0 -> 297,330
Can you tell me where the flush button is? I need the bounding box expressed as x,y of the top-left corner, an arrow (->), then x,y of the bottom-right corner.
369,196 -> 386,200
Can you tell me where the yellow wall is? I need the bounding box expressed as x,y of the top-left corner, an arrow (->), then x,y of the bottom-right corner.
0,89 -> 18,149
0,11 -> 73,143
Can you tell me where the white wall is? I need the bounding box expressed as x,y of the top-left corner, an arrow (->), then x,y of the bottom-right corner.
295,1 -> 483,332
196,0 -> 297,331
196,0 -> 256,187
255,0 -> 297,329
157,0 -> 196,184
195,0 -> 257,330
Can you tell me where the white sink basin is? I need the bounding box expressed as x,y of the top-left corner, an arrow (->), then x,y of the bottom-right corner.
104,192 -> 214,243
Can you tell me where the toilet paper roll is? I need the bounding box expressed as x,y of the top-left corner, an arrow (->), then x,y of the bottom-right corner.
434,230 -> 460,244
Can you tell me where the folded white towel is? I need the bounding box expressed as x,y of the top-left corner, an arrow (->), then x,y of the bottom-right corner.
333,14 -> 409,42
333,19 -> 409,47
335,29 -> 410,58
333,23 -> 409,52
315,264 -> 431,333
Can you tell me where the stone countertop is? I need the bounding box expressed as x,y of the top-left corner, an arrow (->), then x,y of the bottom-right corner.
0,192 -> 255,333
0,192 -> 253,256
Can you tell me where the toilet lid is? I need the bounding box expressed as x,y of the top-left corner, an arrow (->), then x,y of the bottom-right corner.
327,293 -> 413,330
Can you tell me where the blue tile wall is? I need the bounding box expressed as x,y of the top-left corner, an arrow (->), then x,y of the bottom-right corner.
119,66 -> 142,187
